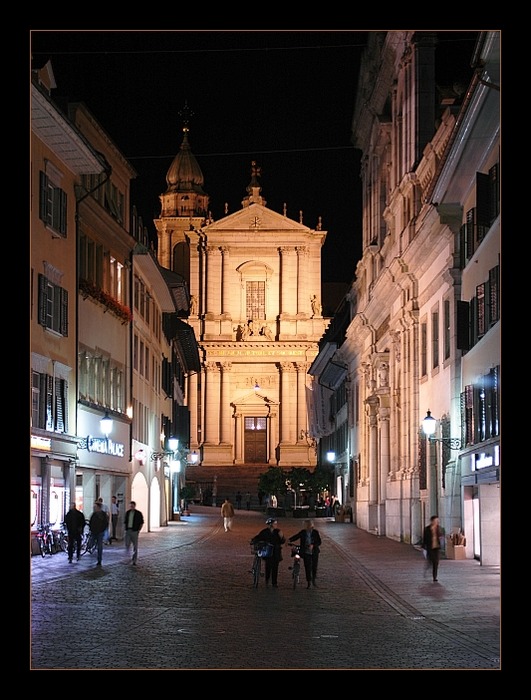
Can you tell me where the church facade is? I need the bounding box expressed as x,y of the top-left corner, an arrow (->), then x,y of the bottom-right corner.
154,131 -> 329,490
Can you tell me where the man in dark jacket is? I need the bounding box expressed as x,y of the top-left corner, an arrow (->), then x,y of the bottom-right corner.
89,501 -> 109,566
64,502 -> 86,562
124,501 -> 145,565
251,518 -> 285,587
422,515 -> 443,582
288,519 -> 322,588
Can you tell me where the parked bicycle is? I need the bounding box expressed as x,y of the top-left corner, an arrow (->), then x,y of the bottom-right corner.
288,544 -> 301,589
80,522 -> 97,556
250,540 -> 273,588
54,523 -> 69,554
36,523 -> 55,557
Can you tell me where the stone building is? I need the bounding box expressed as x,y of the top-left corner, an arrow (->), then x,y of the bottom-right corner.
154,127 -> 329,499
308,31 -> 500,564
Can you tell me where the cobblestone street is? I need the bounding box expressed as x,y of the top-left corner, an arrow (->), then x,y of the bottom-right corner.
30,506 -> 501,670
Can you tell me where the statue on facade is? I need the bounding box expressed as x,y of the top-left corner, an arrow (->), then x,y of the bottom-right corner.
310,294 -> 322,317
261,324 -> 274,340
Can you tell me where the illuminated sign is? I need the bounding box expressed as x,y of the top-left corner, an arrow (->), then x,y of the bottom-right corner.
31,435 -> 51,451
471,445 -> 500,471
79,436 -> 125,458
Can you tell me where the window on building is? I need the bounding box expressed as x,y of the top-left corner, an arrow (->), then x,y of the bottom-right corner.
420,321 -> 427,377
31,370 -> 68,433
78,347 -> 125,415
39,170 -> 67,237
38,274 -> 68,336
431,308 -> 439,370
246,281 -> 265,319
443,299 -> 451,361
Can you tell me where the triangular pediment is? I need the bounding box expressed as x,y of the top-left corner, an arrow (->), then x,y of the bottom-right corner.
204,203 -> 316,233
235,390 -> 278,407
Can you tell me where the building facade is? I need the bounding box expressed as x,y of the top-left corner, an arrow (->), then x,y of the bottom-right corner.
31,62 -> 199,541
30,61 -> 108,537
308,31 -> 500,564
155,132 -> 329,498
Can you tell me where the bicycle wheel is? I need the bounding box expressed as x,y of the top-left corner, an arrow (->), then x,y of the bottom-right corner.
60,533 -> 69,553
38,536 -> 46,558
253,555 -> 261,588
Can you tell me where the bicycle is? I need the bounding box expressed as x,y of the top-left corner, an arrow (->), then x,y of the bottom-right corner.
250,541 -> 273,588
80,522 -> 97,556
288,544 -> 301,589
54,523 -> 69,554
36,523 -> 54,557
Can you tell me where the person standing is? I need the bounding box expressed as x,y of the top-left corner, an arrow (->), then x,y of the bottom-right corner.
89,501 -> 109,566
124,501 -> 144,565
251,518 -> 285,587
422,515 -> 443,582
64,502 -> 85,562
245,491 -> 252,510
235,491 -> 242,509
288,519 -> 322,588
108,495 -> 119,543
221,498 -> 235,532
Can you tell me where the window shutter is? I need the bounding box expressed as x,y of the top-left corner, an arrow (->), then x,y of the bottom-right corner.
476,172 -> 490,229
60,288 -> 68,336
456,300 -> 470,351
489,163 -> 499,223
38,274 -> 48,328
39,171 -> 48,223
45,374 -> 54,431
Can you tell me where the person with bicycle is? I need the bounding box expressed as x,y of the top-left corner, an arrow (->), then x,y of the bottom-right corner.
64,502 -> 86,562
89,501 -> 109,566
288,519 -> 322,588
251,518 -> 285,588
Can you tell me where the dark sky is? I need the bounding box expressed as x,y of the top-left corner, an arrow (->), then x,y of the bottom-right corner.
30,30 -> 479,284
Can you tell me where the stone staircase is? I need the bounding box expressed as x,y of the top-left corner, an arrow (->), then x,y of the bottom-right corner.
185,464 -> 269,509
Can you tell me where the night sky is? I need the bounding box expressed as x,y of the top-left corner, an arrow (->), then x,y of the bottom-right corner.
30,30 -> 479,285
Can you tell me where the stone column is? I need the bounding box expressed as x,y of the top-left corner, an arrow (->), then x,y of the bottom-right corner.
279,247 -> 296,316
203,361 -> 220,445
205,246 -> 221,316
280,362 -> 295,443
296,246 -> 309,315
220,361 -> 232,445
295,362 -> 307,440
187,371 -> 199,448
268,409 -> 277,464
220,246 -> 230,315
367,395 -> 379,503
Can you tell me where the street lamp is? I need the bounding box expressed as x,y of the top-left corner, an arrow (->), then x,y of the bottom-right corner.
168,438 -> 181,519
422,410 -> 461,449
100,410 -> 113,436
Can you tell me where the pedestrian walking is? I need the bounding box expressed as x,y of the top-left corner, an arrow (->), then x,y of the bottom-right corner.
251,518 -> 285,587
89,501 -> 109,566
235,491 -> 242,509
124,501 -> 144,565
108,495 -> 119,543
221,498 -> 235,532
422,515 -> 443,582
288,519 -> 322,588
245,491 -> 252,510
96,497 -> 110,544
64,502 -> 85,562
